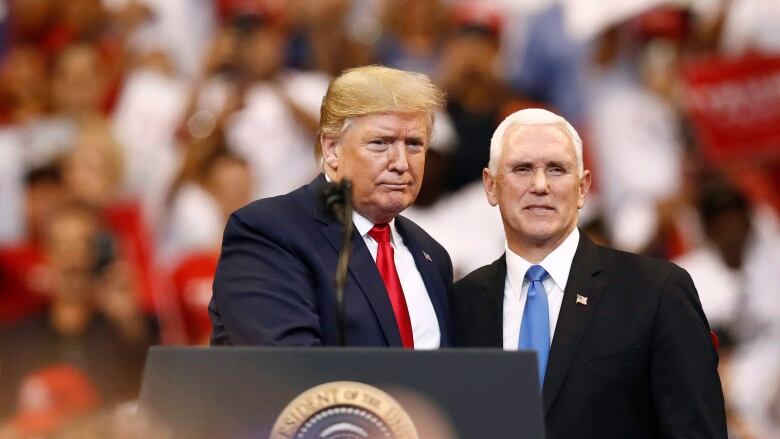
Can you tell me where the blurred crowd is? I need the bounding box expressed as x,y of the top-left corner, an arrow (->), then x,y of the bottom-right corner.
0,0 -> 778,437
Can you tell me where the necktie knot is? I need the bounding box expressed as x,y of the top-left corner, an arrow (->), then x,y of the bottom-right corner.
368,224 -> 392,243
525,265 -> 549,283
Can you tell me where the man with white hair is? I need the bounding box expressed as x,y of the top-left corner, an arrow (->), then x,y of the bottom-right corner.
451,108 -> 727,438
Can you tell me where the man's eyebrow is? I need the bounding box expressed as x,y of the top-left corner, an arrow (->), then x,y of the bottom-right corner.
547,160 -> 571,168
505,160 -> 534,168
361,132 -> 426,141
361,131 -> 393,140
503,159 -> 574,169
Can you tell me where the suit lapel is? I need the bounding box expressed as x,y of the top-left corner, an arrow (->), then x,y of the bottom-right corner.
477,255 -> 507,347
395,216 -> 451,345
542,233 -> 606,413
309,175 -> 402,346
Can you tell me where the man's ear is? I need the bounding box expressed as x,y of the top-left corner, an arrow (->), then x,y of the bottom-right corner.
483,168 -> 498,206
320,135 -> 339,170
577,169 -> 592,209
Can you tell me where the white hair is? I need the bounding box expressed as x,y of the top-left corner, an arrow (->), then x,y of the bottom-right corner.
488,108 -> 583,176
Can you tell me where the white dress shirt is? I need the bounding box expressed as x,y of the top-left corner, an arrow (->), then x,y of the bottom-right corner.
503,228 -> 580,350
353,212 -> 441,349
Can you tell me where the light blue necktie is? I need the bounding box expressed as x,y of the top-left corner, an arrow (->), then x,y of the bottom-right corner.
519,265 -> 551,387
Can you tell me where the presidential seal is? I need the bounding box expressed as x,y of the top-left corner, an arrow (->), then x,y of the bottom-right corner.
269,381 -> 418,439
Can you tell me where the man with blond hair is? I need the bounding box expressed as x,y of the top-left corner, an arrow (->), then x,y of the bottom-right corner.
209,66 -> 452,347
451,108 -> 727,438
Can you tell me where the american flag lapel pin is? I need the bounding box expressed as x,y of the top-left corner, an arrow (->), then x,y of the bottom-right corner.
576,294 -> 588,306
423,251 -> 432,262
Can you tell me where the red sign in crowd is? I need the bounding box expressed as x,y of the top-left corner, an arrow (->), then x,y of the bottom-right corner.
682,54 -> 780,164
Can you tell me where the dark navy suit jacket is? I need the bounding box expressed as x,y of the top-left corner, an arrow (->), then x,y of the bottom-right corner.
209,175 -> 453,347
451,232 -> 727,439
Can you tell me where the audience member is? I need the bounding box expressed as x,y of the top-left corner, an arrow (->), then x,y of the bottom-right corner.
161,142 -> 251,265
62,120 -> 158,312
676,179 -> 780,438
438,15 -> 532,191
375,0 -> 450,77
0,203 -> 157,419
0,163 -> 67,325
195,13 -> 328,199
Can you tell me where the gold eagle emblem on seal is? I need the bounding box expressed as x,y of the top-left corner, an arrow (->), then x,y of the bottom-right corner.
270,381 -> 418,439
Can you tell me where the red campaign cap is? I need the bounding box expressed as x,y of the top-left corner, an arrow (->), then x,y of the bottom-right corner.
10,364 -> 101,435
451,1 -> 503,36
632,6 -> 689,41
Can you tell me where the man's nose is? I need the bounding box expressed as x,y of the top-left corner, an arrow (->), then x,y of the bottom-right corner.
387,142 -> 410,172
530,168 -> 549,193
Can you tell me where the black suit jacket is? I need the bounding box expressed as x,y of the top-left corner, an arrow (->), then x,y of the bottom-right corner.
451,232 -> 727,438
209,175 -> 452,347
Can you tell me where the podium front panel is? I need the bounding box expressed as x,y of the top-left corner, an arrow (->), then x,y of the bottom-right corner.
139,347 -> 545,439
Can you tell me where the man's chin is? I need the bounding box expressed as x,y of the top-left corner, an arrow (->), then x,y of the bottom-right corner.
355,197 -> 414,223
381,200 -> 412,218
520,224 -> 562,243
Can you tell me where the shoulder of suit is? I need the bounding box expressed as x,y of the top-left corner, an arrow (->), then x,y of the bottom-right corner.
453,255 -> 504,290
231,184 -> 311,227
593,243 -> 688,280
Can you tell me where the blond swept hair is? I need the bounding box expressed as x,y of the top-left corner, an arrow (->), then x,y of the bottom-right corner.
315,65 -> 445,164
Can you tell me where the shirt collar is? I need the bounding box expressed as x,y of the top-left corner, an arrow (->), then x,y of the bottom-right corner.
505,228 -> 580,298
352,210 -> 398,244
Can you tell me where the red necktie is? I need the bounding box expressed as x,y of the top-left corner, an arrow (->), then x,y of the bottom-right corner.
368,224 -> 414,348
